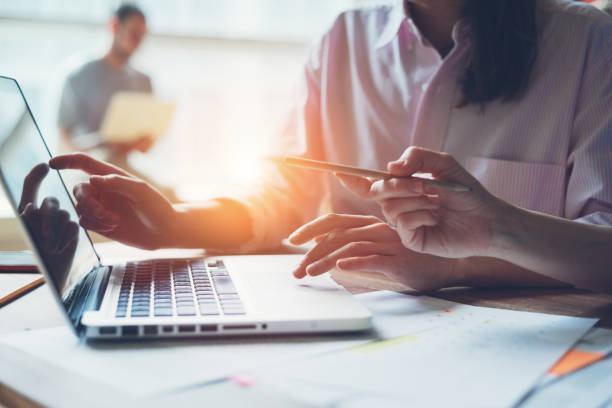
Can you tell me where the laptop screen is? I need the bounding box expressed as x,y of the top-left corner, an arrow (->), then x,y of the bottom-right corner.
0,77 -> 100,314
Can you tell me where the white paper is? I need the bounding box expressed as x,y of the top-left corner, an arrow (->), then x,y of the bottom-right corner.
0,274 -> 41,299
0,290 -> 599,405
0,325 -> 373,398
100,92 -> 174,142
246,291 -> 598,408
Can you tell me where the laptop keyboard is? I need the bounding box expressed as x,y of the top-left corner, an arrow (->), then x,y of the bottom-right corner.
115,259 -> 245,318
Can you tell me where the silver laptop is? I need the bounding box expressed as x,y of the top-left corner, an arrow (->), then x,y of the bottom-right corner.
0,75 -> 372,339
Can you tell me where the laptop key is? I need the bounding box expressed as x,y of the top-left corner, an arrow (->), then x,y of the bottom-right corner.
221,300 -> 243,306
199,305 -> 220,315
177,307 -> 196,316
131,310 -> 150,317
212,277 -> 237,294
218,293 -> 240,300
223,308 -> 246,315
211,270 -> 228,276
154,309 -> 173,317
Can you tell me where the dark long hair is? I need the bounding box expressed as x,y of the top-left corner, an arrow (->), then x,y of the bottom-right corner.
459,0 -> 538,106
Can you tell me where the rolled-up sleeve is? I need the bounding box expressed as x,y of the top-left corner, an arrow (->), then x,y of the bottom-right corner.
231,36 -> 330,251
566,23 -> 612,226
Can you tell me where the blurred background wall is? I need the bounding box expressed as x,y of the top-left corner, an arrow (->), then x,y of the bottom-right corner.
0,0 -> 389,248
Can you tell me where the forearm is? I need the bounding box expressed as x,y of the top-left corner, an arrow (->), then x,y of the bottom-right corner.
450,256 -> 571,289
487,201 -> 612,292
170,198 -> 253,250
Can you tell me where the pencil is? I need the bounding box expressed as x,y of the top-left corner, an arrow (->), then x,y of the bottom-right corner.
280,156 -> 471,192
0,276 -> 45,308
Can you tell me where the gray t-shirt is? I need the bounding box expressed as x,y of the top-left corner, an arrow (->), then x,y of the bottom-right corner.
57,59 -> 152,147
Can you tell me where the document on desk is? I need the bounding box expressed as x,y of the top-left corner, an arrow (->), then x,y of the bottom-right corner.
0,326 -> 373,398
242,291 -> 598,408
0,291 -> 598,405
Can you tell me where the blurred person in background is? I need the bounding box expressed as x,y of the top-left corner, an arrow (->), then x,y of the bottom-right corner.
57,3 -> 176,199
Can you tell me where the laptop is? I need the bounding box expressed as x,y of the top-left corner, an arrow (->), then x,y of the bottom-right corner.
0,75 -> 372,339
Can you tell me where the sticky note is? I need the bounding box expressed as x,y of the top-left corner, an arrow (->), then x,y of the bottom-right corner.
548,348 -> 605,376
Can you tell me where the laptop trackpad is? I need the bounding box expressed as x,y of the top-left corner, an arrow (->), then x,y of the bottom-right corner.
224,255 -> 354,318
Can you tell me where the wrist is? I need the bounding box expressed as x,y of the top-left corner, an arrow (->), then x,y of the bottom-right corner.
164,203 -> 191,248
487,199 -> 524,261
443,256 -> 471,288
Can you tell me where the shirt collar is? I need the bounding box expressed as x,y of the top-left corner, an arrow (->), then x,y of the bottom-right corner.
375,1 -> 408,50
375,1 -> 471,51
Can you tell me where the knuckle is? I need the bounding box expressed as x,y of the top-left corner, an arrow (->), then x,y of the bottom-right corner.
348,241 -> 361,250
440,152 -> 456,165
73,183 -> 87,197
373,222 -> 389,233
74,152 -> 89,162
347,241 -> 367,252
387,178 -> 399,191
366,215 -> 380,223
369,254 -> 387,268
325,213 -> 339,222
406,146 -> 419,156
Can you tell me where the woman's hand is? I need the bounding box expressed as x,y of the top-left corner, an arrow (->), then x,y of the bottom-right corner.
336,147 -> 504,259
288,213 -> 457,291
49,153 -> 177,250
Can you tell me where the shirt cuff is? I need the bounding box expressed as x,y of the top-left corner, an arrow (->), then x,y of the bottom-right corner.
574,211 -> 612,226
226,193 -> 289,253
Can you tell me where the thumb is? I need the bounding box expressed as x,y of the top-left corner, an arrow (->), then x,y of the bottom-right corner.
387,147 -> 457,178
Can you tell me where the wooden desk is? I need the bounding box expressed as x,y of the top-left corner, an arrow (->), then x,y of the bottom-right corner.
2,243 -> 612,407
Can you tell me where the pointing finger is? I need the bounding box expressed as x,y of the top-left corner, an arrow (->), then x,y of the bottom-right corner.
49,153 -> 130,177
288,213 -> 382,245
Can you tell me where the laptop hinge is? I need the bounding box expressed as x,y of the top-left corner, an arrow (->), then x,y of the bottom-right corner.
66,265 -> 112,337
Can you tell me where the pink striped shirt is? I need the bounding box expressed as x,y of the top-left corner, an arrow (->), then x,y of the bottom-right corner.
236,0 -> 612,250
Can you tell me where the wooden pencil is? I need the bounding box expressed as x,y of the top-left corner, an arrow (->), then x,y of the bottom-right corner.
282,156 -> 471,192
0,276 -> 45,308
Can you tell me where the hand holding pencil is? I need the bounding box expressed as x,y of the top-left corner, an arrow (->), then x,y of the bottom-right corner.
281,147 -> 502,260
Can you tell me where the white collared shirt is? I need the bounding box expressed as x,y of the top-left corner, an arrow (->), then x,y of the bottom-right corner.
235,0 -> 612,250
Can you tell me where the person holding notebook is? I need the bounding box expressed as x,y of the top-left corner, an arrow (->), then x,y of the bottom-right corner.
50,0 -> 612,292
58,4 -> 152,162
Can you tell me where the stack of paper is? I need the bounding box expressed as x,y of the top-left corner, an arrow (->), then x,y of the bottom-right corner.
240,291 -> 598,407
0,290 -> 601,407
